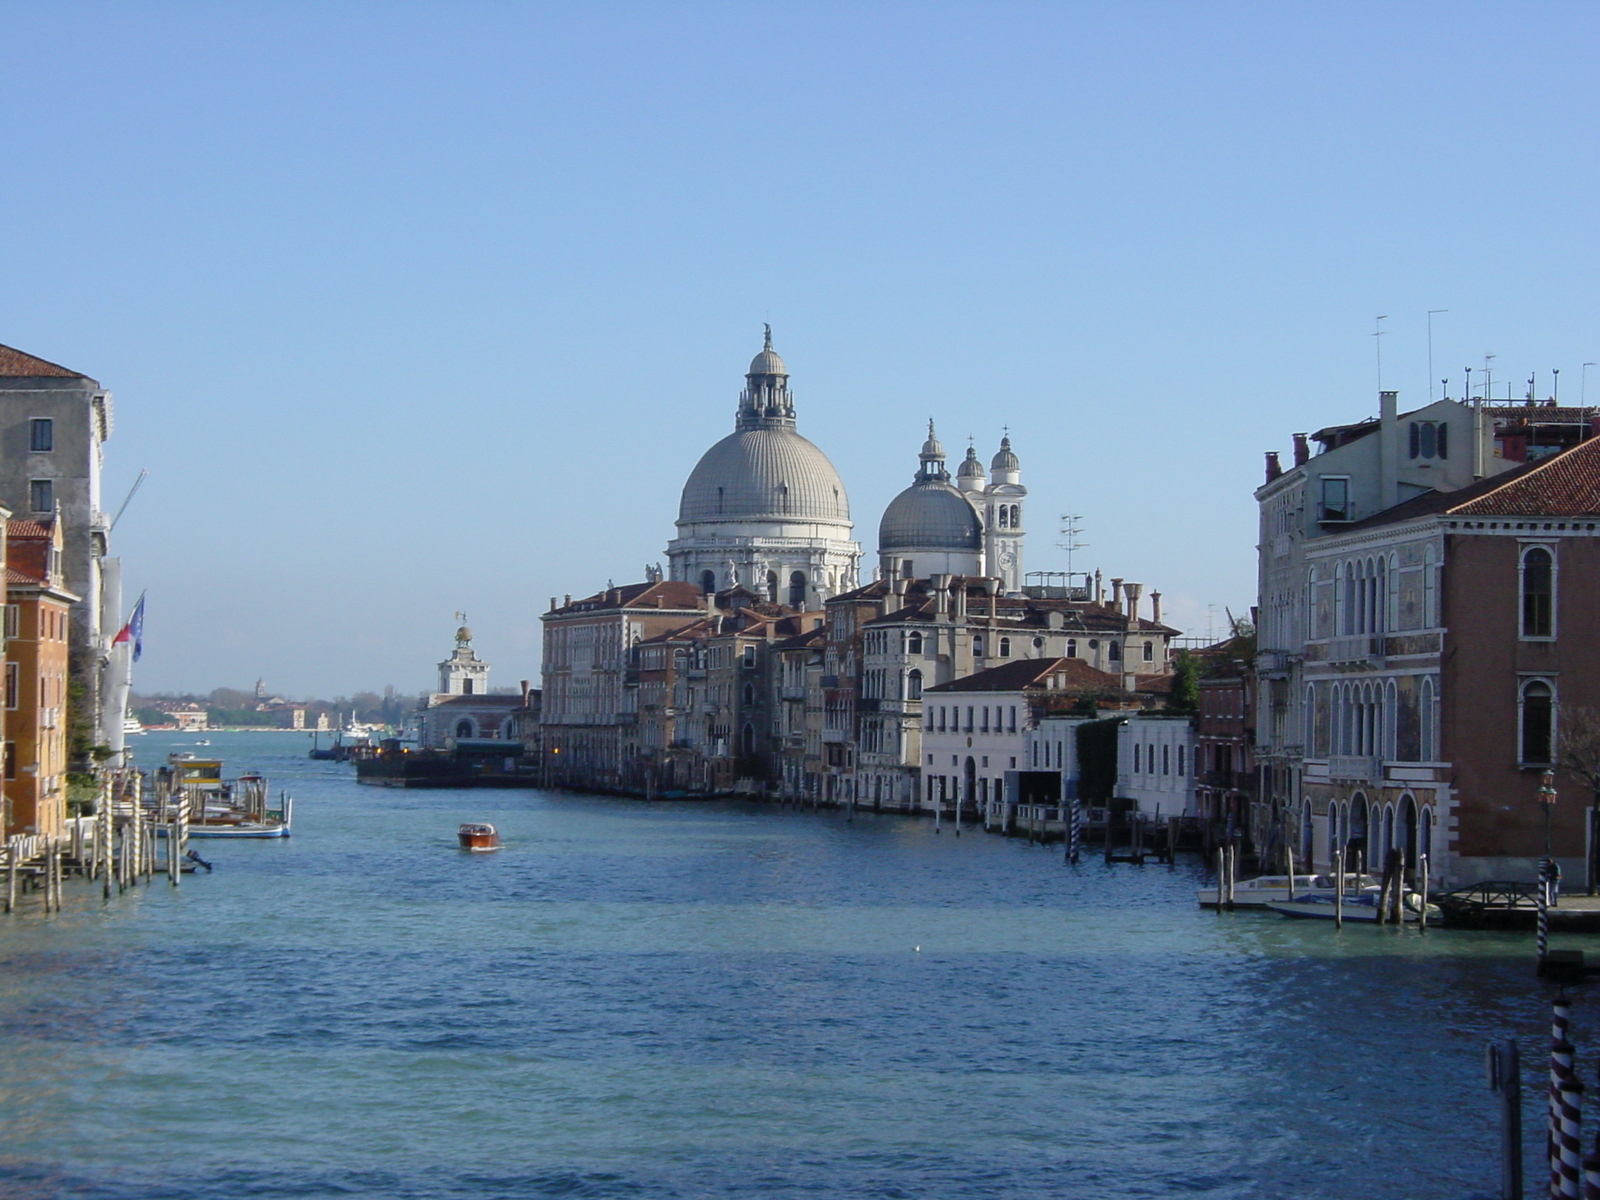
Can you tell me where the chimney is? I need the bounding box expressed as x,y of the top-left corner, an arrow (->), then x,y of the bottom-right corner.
932,574 -> 950,617
1122,670 -> 1136,693
1150,591 -> 1162,624
1124,582 -> 1143,621
953,582 -> 968,623
1379,390 -> 1399,509
1110,578 -> 1124,608
520,679 -> 530,705
1292,433 -> 1310,466
1264,452 -> 1282,483
885,576 -> 905,615
549,597 -> 557,612
1094,569 -> 1103,603
563,594 -> 571,607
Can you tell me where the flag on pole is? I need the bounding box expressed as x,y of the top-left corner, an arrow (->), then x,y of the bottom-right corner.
113,594 -> 146,662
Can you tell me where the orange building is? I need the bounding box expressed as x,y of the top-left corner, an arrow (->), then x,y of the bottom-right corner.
4,516 -> 79,837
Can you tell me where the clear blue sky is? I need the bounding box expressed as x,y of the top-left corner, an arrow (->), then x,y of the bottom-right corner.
2,2 -> 1595,698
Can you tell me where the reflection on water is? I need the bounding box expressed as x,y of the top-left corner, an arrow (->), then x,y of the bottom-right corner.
0,731 -> 1583,1198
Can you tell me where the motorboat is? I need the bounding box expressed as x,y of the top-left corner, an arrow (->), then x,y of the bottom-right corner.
458,823 -> 500,852
155,756 -> 293,838
1197,872 -> 1378,908
1266,890 -> 1440,923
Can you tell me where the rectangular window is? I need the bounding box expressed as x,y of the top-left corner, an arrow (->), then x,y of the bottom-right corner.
3,606 -> 16,639
4,663 -> 16,710
28,479 -> 53,512
1320,476 -> 1351,522
30,419 -> 53,452
3,742 -> 12,780
1521,680 -> 1555,765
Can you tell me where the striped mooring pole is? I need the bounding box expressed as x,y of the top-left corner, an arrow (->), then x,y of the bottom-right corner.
1539,859 -> 1555,972
1064,799 -> 1081,865
1584,1051 -> 1600,1200
1550,995 -> 1583,1199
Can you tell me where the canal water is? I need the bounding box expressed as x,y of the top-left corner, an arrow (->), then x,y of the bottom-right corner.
0,731 -> 1589,1199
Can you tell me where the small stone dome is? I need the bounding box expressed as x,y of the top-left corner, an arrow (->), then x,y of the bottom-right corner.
879,480 -> 983,552
991,435 -> 1020,473
749,346 -> 787,376
455,626 -> 472,643
921,421 -> 944,460
957,446 -> 985,478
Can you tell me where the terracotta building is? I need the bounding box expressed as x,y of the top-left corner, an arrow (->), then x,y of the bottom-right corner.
4,516 -> 78,837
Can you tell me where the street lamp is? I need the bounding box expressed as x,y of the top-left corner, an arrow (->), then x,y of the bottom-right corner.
1539,768 -> 1557,860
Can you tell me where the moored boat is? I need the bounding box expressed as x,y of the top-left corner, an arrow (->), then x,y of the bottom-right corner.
1197,872 -> 1378,908
156,755 -> 293,838
1265,890 -> 1439,923
458,823 -> 499,851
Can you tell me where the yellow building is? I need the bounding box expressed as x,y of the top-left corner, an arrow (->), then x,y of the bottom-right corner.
4,517 -> 79,837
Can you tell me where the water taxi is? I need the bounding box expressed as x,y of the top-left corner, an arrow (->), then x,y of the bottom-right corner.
458,823 -> 499,852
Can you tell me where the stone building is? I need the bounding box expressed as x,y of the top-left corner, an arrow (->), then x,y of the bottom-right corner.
1255,386 -> 1600,884
4,516 -> 78,837
0,345 -> 117,761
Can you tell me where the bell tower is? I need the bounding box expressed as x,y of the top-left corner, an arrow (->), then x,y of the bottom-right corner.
436,622 -> 490,700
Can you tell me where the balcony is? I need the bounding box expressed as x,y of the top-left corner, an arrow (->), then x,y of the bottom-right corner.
1326,754 -> 1382,783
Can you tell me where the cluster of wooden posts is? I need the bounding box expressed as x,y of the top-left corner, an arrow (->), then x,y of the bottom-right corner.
1,770 -> 192,915
1486,995 -> 1600,1200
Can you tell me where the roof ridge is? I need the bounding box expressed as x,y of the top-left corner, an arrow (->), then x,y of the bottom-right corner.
1444,447 -> 1575,514
0,343 -> 87,379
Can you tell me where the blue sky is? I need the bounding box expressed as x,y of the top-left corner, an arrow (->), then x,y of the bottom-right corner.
2,2 -> 1596,697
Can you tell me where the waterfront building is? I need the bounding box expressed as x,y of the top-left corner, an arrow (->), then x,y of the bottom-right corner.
1193,638 -> 1256,832
3,516 -> 79,837
0,345 -> 119,760
415,625 -> 521,749
540,580 -> 709,790
922,657 -> 1172,818
839,573 -> 1179,810
1255,387 -> 1600,885
1021,710 -> 1196,821
666,331 -> 860,606
770,623 -> 827,801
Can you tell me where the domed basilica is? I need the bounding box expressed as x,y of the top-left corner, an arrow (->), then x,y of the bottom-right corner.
668,331 -> 1025,602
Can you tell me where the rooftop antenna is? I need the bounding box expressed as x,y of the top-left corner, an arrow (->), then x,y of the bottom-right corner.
454,611 -> 467,623
1205,603 -> 1218,643
109,468 -> 148,531
1057,514 -> 1087,578
1585,363 -> 1597,405
1464,365 -> 1473,400
1427,310 -> 1448,401
1484,353 -> 1495,402
1553,368 -> 1560,404
1373,315 -> 1388,391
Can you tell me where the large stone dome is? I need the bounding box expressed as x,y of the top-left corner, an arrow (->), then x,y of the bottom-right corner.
879,479 -> 982,551
678,427 -> 851,524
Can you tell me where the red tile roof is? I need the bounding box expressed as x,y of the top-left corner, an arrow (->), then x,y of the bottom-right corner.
6,518 -> 53,538
5,565 -> 41,585
0,344 -> 86,378
1448,437 -> 1600,516
926,657 -> 1123,694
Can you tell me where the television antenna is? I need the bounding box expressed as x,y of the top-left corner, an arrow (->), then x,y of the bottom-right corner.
1057,515 -> 1087,576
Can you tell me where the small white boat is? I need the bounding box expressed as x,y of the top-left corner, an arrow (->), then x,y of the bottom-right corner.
122,717 -> 145,736
1197,872 -> 1378,909
1266,890 -> 1440,923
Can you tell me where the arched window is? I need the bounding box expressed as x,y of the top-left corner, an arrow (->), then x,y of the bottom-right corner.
908,669 -> 922,700
1010,505 -> 1020,526
455,720 -> 473,738
742,683 -> 754,707
766,570 -> 778,603
973,635 -> 984,657
741,723 -> 756,757
1066,639 -> 1077,658
997,506 -> 1008,528
1522,546 -> 1554,638
788,571 -> 807,607
1108,641 -> 1121,662
998,637 -> 1011,657
1133,744 -> 1141,773
1142,640 -> 1154,661
908,631 -> 924,655
1161,744 -> 1170,775
700,570 -> 716,595
1521,679 -> 1555,765
1177,745 -> 1186,775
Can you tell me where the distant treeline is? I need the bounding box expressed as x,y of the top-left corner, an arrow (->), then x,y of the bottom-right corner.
131,686 -> 416,728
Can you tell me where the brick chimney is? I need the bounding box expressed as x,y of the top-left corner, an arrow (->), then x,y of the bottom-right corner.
1265,452 -> 1282,483
1150,591 -> 1162,624
1110,578 -> 1124,608
1124,582 -> 1143,621
1292,433 -> 1310,466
